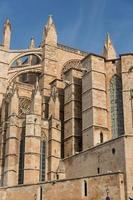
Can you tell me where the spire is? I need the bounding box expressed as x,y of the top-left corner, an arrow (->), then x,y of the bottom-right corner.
42,15 -> 57,46
3,18 -> 11,49
103,33 -> 117,60
4,19 -> 11,30
47,15 -> 53,29
29,37 -> 35,49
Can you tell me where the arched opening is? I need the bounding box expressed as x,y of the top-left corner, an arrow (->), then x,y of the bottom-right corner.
109,75 -> 124,138
18,123 -> 25,184
61,59 -> 81,79
10,54 -> 42,68
40,139 -> 46,182
18,72 -> 41,85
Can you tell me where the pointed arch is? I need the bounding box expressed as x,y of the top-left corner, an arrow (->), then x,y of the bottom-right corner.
61,59 -> 81,79
109,75 -> 124,138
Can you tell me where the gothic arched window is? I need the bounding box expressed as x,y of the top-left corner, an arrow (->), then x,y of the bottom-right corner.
109,75 -> 124,138
40,139 -> 46,182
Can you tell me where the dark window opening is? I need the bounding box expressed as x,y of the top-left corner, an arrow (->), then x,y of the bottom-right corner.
100,132 -> 103,143
56,174 -> 59,180
5,103 -> 9,121
112,148 -> 115,154
40,186 -> 43,200
84,180 -> 88,196
97,167 -> 100,174
19,72 -> 41,85
18,125 -> 25,184
40,140 -> 46,182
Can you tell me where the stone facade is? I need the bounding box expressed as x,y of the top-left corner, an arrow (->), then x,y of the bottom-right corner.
0,16 -> 132,199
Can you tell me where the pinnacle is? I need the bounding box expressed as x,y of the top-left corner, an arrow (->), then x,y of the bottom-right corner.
47,15 -> 53,27
45,15 -> 55,31
5,18 -> 10,24
105,32 -> 112,48
4,18 -> 11,29
103,32 -> 117,59
29,37 -> 35,48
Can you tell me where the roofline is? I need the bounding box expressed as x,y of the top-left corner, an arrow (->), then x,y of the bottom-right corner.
120,53 -> 133,57
81,53 -> 105,62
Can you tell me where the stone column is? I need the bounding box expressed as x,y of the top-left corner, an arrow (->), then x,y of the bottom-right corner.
121,55 -> 133,135
63,68 -> 82,157
0,100 -> 6,185
24,114 -> 41,184
47,83 -> 62,180
41,17 -> 58,116
24,84 -> 42,184
3,89 -> 19,186
82,55 -> 109,150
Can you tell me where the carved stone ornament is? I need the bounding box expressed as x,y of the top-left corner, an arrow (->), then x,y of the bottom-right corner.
18,97 -> 31,118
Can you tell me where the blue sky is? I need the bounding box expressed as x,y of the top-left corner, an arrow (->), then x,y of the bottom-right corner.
0,0 -> 133,55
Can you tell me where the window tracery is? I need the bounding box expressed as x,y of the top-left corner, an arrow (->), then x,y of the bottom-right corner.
39,132 -> 47,182
40,138 -> 46,182
18,97 -> 31,118
18,125 -> 25,184
109,75 -> 124,138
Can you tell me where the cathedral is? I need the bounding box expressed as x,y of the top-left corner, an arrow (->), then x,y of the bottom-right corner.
0,16 -> 132,200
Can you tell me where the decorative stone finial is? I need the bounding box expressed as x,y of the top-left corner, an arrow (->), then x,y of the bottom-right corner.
3,18 -> 11,49
103,32 -> 117,60
4,18 -> 11,29
42,15 -> 57,46
47,15 -> 53,28
29,37 -> 35,49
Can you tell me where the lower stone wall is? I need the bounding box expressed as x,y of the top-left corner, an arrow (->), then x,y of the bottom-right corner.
0,172 -> 125,200
64,136 -> 125,179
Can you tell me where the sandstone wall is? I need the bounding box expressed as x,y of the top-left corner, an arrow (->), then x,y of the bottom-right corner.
0,173 -> 125,200
64,136 -> 125,179
124,136 -> 133,199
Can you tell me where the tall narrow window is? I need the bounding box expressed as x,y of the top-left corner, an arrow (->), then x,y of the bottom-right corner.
109,75 -> 124,138
40,186 -> 43,200
40,140 -> 46,182
100,132 -> 103,143
18,126 -> 25,184
84,180 -> 88,196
